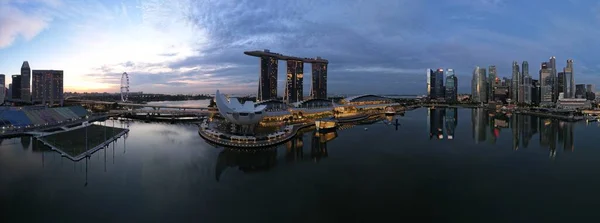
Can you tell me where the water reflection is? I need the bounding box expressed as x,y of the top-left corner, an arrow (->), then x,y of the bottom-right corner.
215,128 -> 338,182
428,108 -> 576,156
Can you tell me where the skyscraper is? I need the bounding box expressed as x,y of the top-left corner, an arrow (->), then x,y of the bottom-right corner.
471,66 -> 487,103
284,60 -> 304,103
258,56 -> 278,101
532,79 -> 540,105
426,69 -> 432,98
557,72 -> 565,96
11,75 -> 21,99
550,56 -> 558,102
575,84 -> 586,99
522,61 -> 532,104
428,68 -> 444,100
445,69 -> 458,102
20,61 -> 31,102
0,74 -> 4,102
511,61 -> 520,103
540,62 -> 553,105
563,59 -> 575,98
488,65 -> 498,102
310,62 -> 327,99
32,70 -> 64,105
586,84 -> 595,100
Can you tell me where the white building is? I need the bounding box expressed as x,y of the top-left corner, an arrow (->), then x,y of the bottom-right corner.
214,90 -> 267,125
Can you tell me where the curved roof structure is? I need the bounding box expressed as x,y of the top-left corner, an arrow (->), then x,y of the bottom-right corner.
343,94 -> 394,103
215,90 -> 267,125
291,98 -> 338,108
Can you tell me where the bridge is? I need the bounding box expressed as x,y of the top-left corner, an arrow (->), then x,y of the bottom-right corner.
67,99 -> 210,111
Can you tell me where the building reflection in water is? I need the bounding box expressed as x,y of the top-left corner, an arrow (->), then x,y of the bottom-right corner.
215,129 -> 338,181
426,107 -> 458,140
466,108 -> 575,157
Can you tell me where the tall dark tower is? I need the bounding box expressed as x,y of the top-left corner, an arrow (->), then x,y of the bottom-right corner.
258,56 -> 278,101
311,62 -> 328,99
21,61 -> 30,102
285,60 -> 304,103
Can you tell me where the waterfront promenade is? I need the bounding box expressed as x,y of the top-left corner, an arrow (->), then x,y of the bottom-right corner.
199,123 -> 314,148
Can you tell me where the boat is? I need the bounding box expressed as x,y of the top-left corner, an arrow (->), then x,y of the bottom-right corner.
315,118 -> 337,131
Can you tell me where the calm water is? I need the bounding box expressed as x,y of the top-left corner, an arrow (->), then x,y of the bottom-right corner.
146,99 -> 211,108
2,108 -> 600,222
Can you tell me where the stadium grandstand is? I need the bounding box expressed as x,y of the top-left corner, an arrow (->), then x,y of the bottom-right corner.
0,106 -> 88,128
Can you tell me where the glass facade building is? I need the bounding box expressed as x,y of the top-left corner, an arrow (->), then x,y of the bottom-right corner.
258,56 -> 278,101
285,60 -> 304,103
471,66 -> 487,103
20,61 -> 30,102
310,62 -> 327,99
563,59 -> 575,99
445,69 -> 458,102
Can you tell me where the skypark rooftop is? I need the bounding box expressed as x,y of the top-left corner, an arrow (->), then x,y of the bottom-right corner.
244,49 -> 329,63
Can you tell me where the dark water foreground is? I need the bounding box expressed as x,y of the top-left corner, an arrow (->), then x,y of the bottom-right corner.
2,108 -> 600,222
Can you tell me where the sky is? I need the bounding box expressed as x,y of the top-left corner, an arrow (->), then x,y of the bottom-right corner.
1,0 -> 600,95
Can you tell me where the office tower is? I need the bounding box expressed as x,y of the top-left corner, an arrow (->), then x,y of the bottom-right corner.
426,69 -> 432,98
511,61 -> 520,103
586,84 -> 595,100
563,59 -> 575,98
32,70 -> 64,105
310,62 -> 327,99
11,75 -> 21,99
258,56 -> 278,101
471,66 -> 487,103
549,56 -> 557,102
431,68 -> 445,99
522,61 -> 532,104
575,84 -> 586,98
284,60 -> 303,103
0,74 -> 4,102
488,65 -> 498,102
20,61 -> 31,102
540,62 -> 553,105
557,72 -> 565,95
445,69 -> 458,102
532,79 -> 540,105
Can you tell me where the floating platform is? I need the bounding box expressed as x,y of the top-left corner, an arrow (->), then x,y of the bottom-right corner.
36,124 -> 129,161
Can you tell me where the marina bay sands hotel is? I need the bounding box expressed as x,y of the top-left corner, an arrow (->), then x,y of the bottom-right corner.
244,49 -> 328,103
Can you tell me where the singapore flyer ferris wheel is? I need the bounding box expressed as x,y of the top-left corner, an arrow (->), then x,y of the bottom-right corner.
121,72 -> 129,102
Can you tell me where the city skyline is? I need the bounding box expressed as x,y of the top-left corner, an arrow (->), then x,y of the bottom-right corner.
2,0 -> 600,95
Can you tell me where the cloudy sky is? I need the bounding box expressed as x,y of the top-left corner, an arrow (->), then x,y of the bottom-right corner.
1,0 -> 599,95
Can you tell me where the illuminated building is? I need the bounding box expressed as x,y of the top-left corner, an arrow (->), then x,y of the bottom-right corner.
32,70 -> 64,105
549,56 -> 557,102
258,56 -> 278,101
245,50 -> 328,101
21,61 -> 30,102
311,62 -> 327,99
285,60 -> 303,103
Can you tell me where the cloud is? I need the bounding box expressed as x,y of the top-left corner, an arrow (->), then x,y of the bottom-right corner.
0,1 -> 54,48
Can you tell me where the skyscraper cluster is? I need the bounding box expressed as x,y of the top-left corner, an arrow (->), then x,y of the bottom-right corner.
471,57 -> 595,106
1,61 -> 64,105
427,68 -> 458,103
